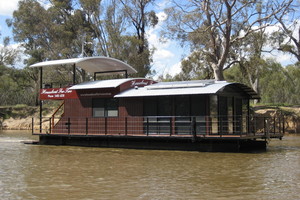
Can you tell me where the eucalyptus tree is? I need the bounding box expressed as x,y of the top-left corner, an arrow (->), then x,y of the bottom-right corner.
119,0 -> 158,77
271,1 -> 300,63
163,0 -> 293,81
0,36 -> 21,67
9,0 -> 157,78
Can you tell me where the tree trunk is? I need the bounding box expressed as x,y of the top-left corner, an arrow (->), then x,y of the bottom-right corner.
250,76 -> 260,104
212,65 -> 225,81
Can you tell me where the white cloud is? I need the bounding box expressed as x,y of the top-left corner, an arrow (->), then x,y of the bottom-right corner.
262,21 -> 299,66
0,0 -> 20,16
264,50 -> 297,66
147,8 -> 183,79
165,62 -> 182,76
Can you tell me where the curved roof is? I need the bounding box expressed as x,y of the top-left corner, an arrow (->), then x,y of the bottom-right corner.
30,56 -> 137,74
115,80 -> 260,99
69,79 -> 132,90
69,78 -> 156,90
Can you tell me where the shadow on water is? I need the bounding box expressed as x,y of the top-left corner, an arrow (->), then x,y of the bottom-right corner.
267,134 -> 300,152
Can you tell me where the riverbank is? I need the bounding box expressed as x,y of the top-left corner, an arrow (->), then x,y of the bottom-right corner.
1,104 -> 300,133
0,105 -> 53,130
253,105 -> 300,134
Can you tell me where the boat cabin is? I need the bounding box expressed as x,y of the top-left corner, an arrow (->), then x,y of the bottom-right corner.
31,57 -> 284,151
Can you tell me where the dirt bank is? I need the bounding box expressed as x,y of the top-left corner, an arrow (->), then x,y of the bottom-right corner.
0,105 -> 51,130
253,106 -> 300,134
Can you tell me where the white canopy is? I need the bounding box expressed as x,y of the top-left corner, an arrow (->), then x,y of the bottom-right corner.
115,80 -> 260,99
30,56 -> 137,74
69,78 -> 133,90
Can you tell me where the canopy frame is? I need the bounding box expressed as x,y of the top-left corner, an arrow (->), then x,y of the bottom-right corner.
30,56 -> 137,133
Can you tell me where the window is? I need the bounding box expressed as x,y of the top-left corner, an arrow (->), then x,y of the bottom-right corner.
93,98 -> 118,117
158,96 -> 172,116
175,96 -> 190,116
143,97 -> 157,116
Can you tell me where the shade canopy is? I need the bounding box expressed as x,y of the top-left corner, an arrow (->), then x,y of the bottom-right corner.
30,56 -> 137,74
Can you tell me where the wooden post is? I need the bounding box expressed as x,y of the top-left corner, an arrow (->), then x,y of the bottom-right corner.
169,118 -> 172,136
274,117 -> 276,134
105,117 -> 107,135
68,118 -> 71,135
32,118 -> 34,134
49,117 -> 51,134
282,115 -> 285,134
192,117 -> 197,142
146,117 -> 149,136
86,118 -> 88,135
125,117 -> 128,136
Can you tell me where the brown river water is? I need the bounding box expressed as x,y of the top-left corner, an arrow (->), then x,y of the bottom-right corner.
0,130 -> 299,200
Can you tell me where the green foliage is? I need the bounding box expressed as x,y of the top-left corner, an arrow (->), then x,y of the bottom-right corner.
8,0 -> 156,78
225,60 -> 300,105
0,65 -> 35,106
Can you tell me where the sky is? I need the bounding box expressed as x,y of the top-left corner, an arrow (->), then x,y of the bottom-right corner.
0,0 -> 297,78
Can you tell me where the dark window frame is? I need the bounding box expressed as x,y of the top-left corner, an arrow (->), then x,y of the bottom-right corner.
92,98 -> 119,117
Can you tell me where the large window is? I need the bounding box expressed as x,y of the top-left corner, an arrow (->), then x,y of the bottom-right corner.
93,98 -> 119,117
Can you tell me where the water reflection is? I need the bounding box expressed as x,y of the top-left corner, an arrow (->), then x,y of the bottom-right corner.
0,131 -> 299,200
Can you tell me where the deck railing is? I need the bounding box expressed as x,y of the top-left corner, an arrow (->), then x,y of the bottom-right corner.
32,115 -> 285,139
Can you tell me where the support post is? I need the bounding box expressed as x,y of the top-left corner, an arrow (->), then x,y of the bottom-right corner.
32,118 -> 34,134
169,118 -> 172,136
39,67 -> 43,133
274,117 -> 276,134
146,117 -> 149,136
49,117 -> 51,134
86,118 -> 88,135
125,117 -> 128,135
72,64 -> 76,85
192,117 -> 197,142
282,115 -> 285,134
105,117 -> 107,135
68,118 -> 71,135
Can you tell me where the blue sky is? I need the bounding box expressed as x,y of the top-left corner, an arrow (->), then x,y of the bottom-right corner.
0,0 -> 297,76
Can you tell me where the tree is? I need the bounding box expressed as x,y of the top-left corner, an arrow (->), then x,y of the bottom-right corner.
163,0 -> 292,80
176,51 -> 214,81
9,0 -> 157,78
225,60 -> 300,105
0,36 -> 21,66
232,29 -> 269,103
119,0 -> 158,77
271,1 -> 300,63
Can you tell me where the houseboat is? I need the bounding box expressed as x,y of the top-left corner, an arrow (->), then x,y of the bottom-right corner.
31,57 -> 284,152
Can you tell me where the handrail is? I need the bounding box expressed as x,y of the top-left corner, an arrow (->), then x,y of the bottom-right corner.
51,101 -> 65,131
34,115 -> 285,139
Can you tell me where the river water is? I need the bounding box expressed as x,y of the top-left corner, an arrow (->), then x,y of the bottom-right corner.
0,130 -> 299,200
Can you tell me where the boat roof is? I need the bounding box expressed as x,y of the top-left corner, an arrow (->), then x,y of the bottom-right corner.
30,56 -> 137,74
69,78 -> 155,90
115,80 -> 260,99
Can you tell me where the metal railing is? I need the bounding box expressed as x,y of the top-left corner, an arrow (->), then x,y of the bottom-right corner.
32,115 -> 285,139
